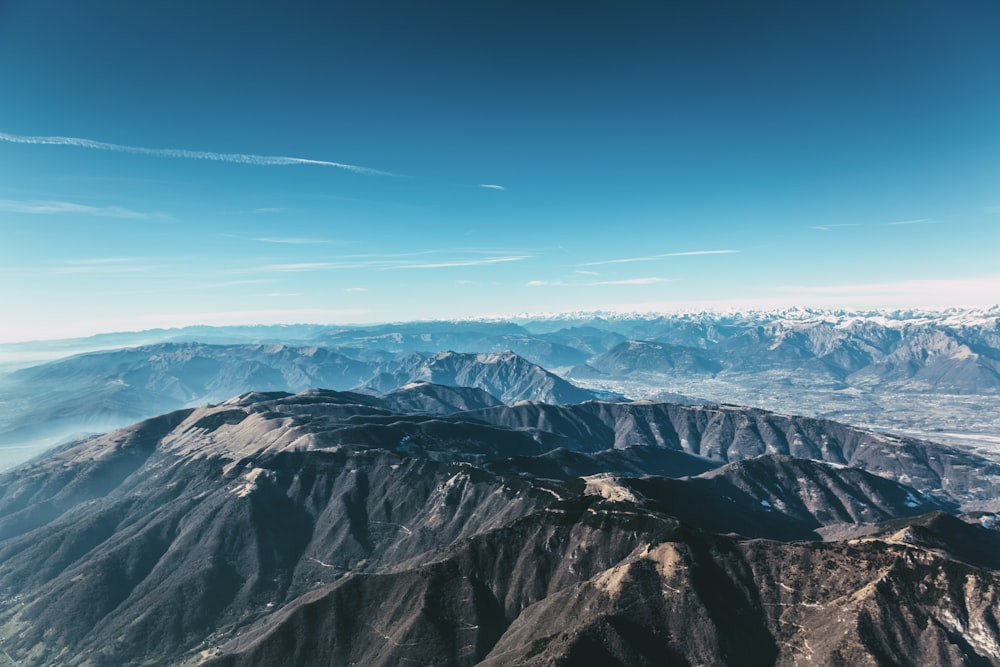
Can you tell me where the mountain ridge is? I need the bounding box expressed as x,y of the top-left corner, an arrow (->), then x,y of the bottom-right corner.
2,389 -> 1000,664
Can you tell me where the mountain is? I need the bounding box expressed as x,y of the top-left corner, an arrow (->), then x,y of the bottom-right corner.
524,309 -> 1000,450
569,339 -> 722,378
0,343 -> 373,456
0,345 -> 603,469
379,382 -> 505,414
464,401 -> 1000,505
1,390 -> 1000,665
319,321 -> 590,368
206,510 -> 1000,667
357,350 -> 602,405
617,454 -> 952,541
4,308 -> 999,454
551,309 -> 1000,393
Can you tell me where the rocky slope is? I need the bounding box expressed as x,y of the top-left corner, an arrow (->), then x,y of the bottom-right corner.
0,345 -> 601,468
1,390 -> 1000,665
466,400 -> 1000,505
358,350 -> 600,404
4,308 -> 1000,468
206,510 -> 1000,667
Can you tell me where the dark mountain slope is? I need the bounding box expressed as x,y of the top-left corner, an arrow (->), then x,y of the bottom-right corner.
467,401 -> 1000,504
485,445 -> 720,481
1,391 -> 999,665
207,502 -> 1000,667
379,381 -> 505,414
0,402 -> 560,665
359,350 -> 600,404
205,498 -> 677,667
0,345 -> 602,470
616,454 -> 951,541
0,343 -> 374,450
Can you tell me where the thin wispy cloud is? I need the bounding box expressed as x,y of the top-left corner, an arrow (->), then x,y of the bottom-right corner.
479,184 -> 505,191
576,270 -> 599,276
235,249 -> 533,274
0,198 -> 163,220
0,131 -> 398,177
582,249 -> 739,266
886,218 -> 931,226
811,223 -> 861,231
251,237 -> 332,245
344,287 -> 367,292
260,262 -> 337,273
395,255 -> 529,269
121,279 -> 274,295
254,207 -> 286,214
527,277 -> 669,287
48,257 -> 184,274
595,277 -> 668,285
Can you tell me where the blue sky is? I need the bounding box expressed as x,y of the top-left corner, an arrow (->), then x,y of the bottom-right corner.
1,1 -> 998,341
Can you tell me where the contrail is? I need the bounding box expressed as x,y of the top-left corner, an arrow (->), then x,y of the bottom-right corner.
0,131 -> 398,176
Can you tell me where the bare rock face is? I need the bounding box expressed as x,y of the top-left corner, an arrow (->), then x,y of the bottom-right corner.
359,350 -> 601,404
206,509 -> 1000,667
1,389 -> 1000,666
0,345 -> 601,464
467,400 -> 1000,505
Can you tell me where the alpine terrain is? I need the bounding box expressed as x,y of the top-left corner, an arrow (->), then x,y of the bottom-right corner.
1,374 -> 1000,665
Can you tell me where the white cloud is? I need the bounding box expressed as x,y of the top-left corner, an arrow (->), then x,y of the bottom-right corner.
344,287 -> 367,292
260,262 -> 336,273
661,250 -> 739,257
251,237 -> 331,245
0,130 -> 397,176
582,249 -> 739,266
395,256 -> 529,269
479,184 -> 505,191
583,256 -> 659,266
228,249 -> 533,274
0,199 -> 162,220
527,277 -> 669,287
594,277 -> 668,285
810,224 -> 861,231
114,279 -> 274,295
576,270 -> 599,276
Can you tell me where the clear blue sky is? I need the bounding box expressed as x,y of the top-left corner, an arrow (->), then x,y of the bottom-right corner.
1,1 -> 998,341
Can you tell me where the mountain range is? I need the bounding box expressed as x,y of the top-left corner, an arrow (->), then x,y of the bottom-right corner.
1,309 -> 1000,664
2,388 -> 1000,665
3,308 -> 999,469
0,344 -> 605,469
